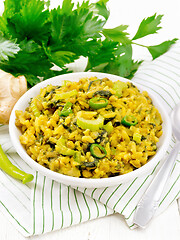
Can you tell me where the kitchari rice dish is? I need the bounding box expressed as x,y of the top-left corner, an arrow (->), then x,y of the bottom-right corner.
15,77 -> 162,178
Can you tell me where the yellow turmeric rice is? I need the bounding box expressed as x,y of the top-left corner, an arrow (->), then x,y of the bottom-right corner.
15,77 -> 163,178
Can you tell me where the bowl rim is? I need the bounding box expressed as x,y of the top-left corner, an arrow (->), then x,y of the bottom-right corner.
9,72 -> 172,188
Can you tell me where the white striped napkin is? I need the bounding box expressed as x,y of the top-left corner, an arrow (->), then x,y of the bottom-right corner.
0,41 -> 180,237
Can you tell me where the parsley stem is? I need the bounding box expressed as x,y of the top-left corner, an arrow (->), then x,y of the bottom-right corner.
132,42 -> 148,48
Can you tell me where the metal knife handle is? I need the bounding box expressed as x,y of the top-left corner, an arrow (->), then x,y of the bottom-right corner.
133,141 -> 180,228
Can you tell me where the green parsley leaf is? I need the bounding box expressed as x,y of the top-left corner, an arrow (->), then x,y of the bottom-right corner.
98,0 -> 109,3
102,25 -> 130,44
104,58 -> 142,79
23,74 -> 41,88
2,0 -> 22,18
115,43 -> 133,60
103,44 -> 142,79
86,39 -> 117,71
9,0 -> 50,43
48,0 -> 104,58
147,38 -> 178,59
24,69 -> 69,88
50,0 -> 104,44
0,0 -> 17,36
45,47 -> 77,68
125,60 -> 143,79
0,39 -> 53,80
91,0 -> 110,20
133,13 -> 163,40
0,35 -> 20,61
0,0 -> 178,87
76,0 -> 105,39
44,0 -> 51,8
61,0 -> 74,15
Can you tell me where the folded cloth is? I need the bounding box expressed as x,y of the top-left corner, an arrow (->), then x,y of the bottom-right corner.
0,41 -> 180,237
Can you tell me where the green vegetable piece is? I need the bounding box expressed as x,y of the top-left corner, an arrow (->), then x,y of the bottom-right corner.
54,89 -> 77,100
47,50 -> 76,68
92,90 -> 112,98
7,0 -> 50,43
103,121 -> 113,134
121,115 -> 138,127
85,39 -> 117,72
0,0 -> 177,86
147,39 -> 178,60
102,25 -> 130,44
132,14 -> 163,40
58,102 -> 73,117
90,144 -> 107,159
93,0 -> 110,20
56,136 -> 75,156
77,113 -> 104,131
0,145 -> 34,184
89,97 -> 108,110
74,151 -> 81,163
31,100 -> 40,117
133,133 -> 142,143
82,159 -> 99,168
0,36 -> 20,61
113,81 -> 128,97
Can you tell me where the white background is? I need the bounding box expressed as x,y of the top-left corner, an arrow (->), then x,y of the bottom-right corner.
0,0 -> 180,239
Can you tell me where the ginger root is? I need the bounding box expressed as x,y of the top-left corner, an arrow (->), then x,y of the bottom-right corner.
0,70 -> 27,124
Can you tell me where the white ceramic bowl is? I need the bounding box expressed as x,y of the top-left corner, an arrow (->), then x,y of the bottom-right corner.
9,72 -> 172,188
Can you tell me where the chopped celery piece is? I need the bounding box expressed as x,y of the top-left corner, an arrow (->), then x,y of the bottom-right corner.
103,121 -> 113,133
58,102 -> 73,117
113,81 -> 128,97
133,133 -> 142,143
56,136 -> 75,155
74,151 -> 81,163
31,99 -> 40,117
77,112 -> 104,131
54,89 -> 77,100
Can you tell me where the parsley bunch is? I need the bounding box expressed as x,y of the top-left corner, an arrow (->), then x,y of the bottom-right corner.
0,0 -> 177,87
